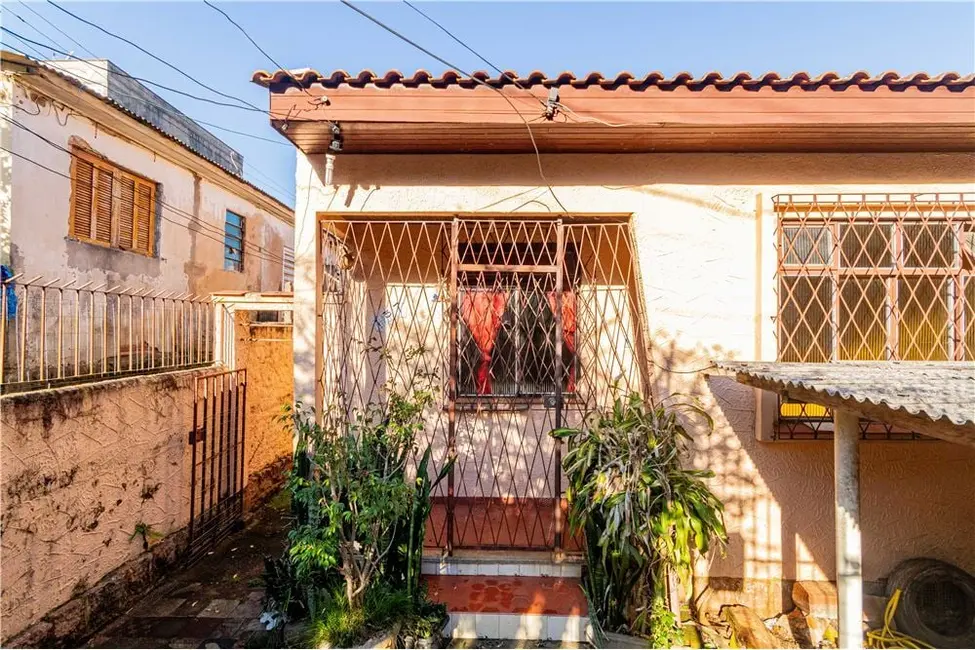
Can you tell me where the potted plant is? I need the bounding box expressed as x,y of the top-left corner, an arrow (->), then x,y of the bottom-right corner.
551,392 -> 727,645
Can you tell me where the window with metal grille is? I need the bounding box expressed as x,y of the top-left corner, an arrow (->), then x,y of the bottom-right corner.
69,147 -> 155,256
457,241 -> 578,398
224,211 -> 245,272
775,193 -> 974,439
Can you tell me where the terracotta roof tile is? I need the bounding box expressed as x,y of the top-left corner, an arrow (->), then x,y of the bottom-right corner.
252,69 -> 975,91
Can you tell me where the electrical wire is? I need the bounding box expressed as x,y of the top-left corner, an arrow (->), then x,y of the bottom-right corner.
202,0 -> 319,105
2,29 -> 294,200
1,117 -> 290,267
400,0 -> 542,105
3,28 -> 266,113
339,0 -> 570,215
47,0 -> 264,113
14,0 -> 100,59
399,2 -> 645,129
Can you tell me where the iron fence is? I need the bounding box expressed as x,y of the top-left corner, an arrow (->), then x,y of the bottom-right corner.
1,274 -> 214,393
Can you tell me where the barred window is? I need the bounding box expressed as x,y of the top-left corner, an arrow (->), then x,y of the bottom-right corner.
69,147 -> 155,256
457,241 -> 578,398
224,211 -> 245,272
775,193 -> 974,439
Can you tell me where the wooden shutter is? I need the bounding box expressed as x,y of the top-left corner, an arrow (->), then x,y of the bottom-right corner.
93,167 -> 114,244
118,175 -> 136,249
134,181 -> 153,255
69,147 -> 155,255
70,156 -> 95,240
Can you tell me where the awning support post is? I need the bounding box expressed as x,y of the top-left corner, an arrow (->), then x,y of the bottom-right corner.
834,408 -> 863,650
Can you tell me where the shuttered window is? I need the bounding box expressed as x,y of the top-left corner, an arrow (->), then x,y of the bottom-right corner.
69,148 -> 156,256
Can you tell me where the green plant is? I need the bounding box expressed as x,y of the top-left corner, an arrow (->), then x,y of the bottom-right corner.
399,445 -> 454,604
129,521 -> 161,550
284,386 -> 433,610
551,392 -> 727,638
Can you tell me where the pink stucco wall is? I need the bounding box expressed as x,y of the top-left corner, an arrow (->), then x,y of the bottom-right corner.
1,320 -> 294,642
296,151 -> 975,613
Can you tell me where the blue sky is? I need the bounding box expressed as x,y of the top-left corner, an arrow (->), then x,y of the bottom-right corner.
4,1 -> 974,207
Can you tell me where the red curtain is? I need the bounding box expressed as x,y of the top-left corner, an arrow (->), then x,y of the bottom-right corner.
460,291 -> 509,394
547,291 -> 577,392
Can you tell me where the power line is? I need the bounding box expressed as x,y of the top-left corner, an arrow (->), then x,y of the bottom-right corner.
47,0 -> 264,113
3,28 -> 267,113
339,0 -> 570,214
2,116 -> 290,266
202,0 -> 319,104
14,1 -> 99,59
401,0 -> 540,103
3,29 -> 294,201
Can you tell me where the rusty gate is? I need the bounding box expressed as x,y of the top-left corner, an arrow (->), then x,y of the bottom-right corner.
319,217 -> 649,552
188,368 -> 247,561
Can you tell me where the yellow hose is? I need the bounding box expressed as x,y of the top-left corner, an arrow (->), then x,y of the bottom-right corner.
865,589 -> 933,649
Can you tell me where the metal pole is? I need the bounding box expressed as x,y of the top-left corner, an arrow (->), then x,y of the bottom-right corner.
553,220 -> 564,554
834,408 -> 863,650
446,218 -> 459,555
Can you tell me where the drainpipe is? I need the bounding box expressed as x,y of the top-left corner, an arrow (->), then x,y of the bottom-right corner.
834,408 -> 863,650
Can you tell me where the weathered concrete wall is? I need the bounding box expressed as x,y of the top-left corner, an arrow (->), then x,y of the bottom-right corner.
0,355 -> 295,641
0,370 -> 202,642
5,78 -> 292,297
297,150 -> 975,614
233,317 -> 294,510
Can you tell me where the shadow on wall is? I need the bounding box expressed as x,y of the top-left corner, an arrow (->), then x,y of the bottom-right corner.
647,333 -> 975,615
326,153 -> 975,196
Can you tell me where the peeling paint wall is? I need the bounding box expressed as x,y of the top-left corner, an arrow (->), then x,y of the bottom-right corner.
297,151 -> 975,614
0,323 -> 296,643
5,79 -> 292,296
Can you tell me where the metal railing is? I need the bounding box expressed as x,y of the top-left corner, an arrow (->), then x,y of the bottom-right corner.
1,274 -> 214,393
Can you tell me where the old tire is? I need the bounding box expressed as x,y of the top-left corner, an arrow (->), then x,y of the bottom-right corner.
886,558 -> 975,649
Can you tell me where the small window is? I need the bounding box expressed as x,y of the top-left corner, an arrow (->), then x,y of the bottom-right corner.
70,147 -> 155,256
282,245 -> 295,288
224,211 -> 245,272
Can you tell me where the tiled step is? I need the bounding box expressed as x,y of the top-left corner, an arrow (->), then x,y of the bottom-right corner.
421,550 -> 583,578
425,575 -> 591,641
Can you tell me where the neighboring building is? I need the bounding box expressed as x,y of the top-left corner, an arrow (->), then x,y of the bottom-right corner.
0,51 -> 294,298
256,67 -> 975,624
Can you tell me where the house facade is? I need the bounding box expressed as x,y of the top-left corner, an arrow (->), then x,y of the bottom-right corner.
1,51 -> 294,300
256,69 -> 975,616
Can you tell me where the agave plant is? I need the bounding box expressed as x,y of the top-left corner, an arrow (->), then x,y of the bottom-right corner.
551,393 -> 726,637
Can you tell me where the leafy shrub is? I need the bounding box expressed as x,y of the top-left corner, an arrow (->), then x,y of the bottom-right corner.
551,392 -> 727,638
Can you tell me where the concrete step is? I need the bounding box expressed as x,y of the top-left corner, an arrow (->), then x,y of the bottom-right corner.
425,575 -> 591,642
421,550 -> 583,578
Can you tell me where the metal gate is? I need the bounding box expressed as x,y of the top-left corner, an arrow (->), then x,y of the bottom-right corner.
188,368 -> 247,561
319,217 -> 648,552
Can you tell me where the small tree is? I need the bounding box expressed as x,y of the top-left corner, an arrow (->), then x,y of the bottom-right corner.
286,388 -> 432,610
551,393 -> 727,640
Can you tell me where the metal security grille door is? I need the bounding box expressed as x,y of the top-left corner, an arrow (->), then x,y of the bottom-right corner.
319,217 -> 648,552
188,368 -> 247,561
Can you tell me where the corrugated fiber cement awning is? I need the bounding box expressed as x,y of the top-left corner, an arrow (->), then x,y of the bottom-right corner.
716,361 -> 975,447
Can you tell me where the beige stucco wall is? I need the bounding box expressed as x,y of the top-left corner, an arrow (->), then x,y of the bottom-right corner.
5,78 -> 292,296
298,150 -> 975,612
1,323 -> 294,641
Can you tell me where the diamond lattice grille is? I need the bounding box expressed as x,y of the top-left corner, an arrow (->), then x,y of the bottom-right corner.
775,193 -> 974,440
319,218 -> 648,550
